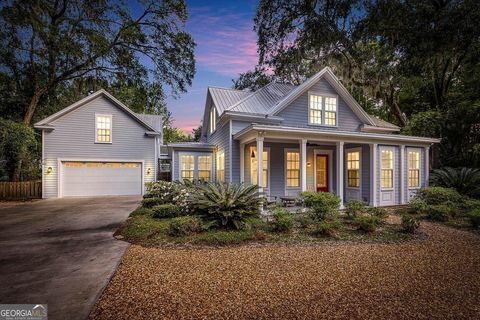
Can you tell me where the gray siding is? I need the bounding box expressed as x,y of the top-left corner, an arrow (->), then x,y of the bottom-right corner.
277,78 -> 364,131
172,150 -> 214,181
231,120 -> 253,183
206,119 -> 231,182
344,143 -> 371,203
43,96 -> 156,198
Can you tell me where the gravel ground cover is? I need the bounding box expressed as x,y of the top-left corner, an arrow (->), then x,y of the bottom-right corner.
90,221 -> 480,319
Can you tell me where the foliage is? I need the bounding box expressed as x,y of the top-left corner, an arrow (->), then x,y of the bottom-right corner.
314,218 -> 341,237
430,167 -> 480,198
271,208 -> 294,233
366,207 -> 388,220
141,197 -> 164,209
191,182 -> 261,230
345,200 -> 368,219
467,209 -> 480,228
401,214 -> 420,234
192,230 -> 256,246
152,204 -> 179,219
145,181 -> 190,214
232,66 -> 274,91
0,0 -> 195,125
354,215 -> 381,233
301,192 -> 340,220
130,207 -> 153,217
427,205 -> 454,222
417,187 -> 462,205
0,118 -> 39,181
163,127 -> 193,144
192,125 -> 203,142
167,216 -> 203,237
406,198 -> 429,215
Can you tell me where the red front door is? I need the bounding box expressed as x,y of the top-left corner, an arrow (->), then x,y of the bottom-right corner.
316,154 -> 329,192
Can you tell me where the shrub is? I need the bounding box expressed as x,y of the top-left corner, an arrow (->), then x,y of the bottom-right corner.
430,167 -> 480,198
467,209 -> 480,228
427,204 -> 453,222
417,187 -> 462,205
296,213 -> 316,229
130,207 -> 153,217
345,200 -> 367,219
354,215 -> 381,233
407,198 -> 429,215
192,230 -> 255,245
271,208 -> 294,232
151,204 -> 178,219
301,191 -> 341,220
141,197 -> 164,208
167,216 -> 203,237
401,214 -> 420,233
458,198 -> 480,214
314,218 -> 341,236
366,207 -> 388,220
191,182 -> 261,230
145,181 -> 190,214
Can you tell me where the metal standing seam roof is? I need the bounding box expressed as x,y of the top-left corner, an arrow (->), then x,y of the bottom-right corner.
135,113 -> 163,132
208,87 -> 251,114
229,83 -> 295,114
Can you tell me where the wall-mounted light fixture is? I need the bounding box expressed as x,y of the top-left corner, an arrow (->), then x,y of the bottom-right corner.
147,168 -> 152,175
307,162 -> 311,168
46,167 -> 53,174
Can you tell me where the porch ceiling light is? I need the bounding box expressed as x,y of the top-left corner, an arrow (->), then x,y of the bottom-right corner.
250,150 -> 256,158
307,162 -> 311,168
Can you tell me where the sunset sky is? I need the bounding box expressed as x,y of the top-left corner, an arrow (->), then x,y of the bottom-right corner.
165,0 -> 259,133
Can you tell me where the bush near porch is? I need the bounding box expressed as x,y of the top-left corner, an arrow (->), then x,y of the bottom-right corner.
397,186 -> 480,231
117,181 -> 416,246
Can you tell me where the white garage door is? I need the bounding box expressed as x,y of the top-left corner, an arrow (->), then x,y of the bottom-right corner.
62,161 -> 142,197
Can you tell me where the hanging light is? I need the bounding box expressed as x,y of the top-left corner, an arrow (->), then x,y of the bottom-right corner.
250,149 -> 256,158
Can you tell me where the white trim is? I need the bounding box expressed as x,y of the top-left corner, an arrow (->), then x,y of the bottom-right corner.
336,141 -> 345,207
370,143 -> 378,206
240,143 -> 245,183
57,158 -> 145,198
209,106 -> 217,134
178,152 -> 213,183
345,147 -> 362,193
41,131 -> 45,198
425,146 -> 430,187
361,124 -> 400,133
407,147 -> 422,190
313,149 -> 334,193
94,113 -> 113,144
216,151 -> 225,183
379,146 -> 396,206
229,120 -> 233,182
284,148 -> 301,190
400,145 -> 405,204
250,144 -> 270,191
308,92 -> 339,127
300,139 -> 307,191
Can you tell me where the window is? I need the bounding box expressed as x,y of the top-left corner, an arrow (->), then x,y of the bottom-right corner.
381,149 -> 394,189
216,152 -> 225,183
309,95 -> 322,124
198,155 -> 212,182
95,115 -> 112,143
286,151 -> 300,187
308,94 -> 337,126
180,155 -> 194,181
251,147 -> 269,188
408,150 -> 420,188
347,150 -> 360,188
324,97 -> 337,126
209,107 -> 216,134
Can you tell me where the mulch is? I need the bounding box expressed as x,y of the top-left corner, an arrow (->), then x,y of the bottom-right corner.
90,221 -> 480,320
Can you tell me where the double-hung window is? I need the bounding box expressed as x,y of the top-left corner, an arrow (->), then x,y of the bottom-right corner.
95,114 -> 112,143
286,151 -> 300,187
198,156 -> 212,182
309,94 -> 337,126
251,147 -> 269,188
210,107 -> 216,133
216,152 -> 225,183
408,150 -> 420,188
180,155 -> 194,181
381,149 -> 394,189
347,150 -> 360,188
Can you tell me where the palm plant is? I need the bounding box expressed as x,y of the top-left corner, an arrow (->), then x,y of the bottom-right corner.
191,182 -> 262,229
430,167 -> 480,198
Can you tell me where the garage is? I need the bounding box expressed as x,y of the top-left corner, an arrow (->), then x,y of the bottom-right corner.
61,161 -> 143,197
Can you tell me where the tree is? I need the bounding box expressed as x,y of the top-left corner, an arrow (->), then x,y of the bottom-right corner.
232,66 -> 274,91
163,127 -> 192,144
192,125 -> 202,142
0,0 -> 196,125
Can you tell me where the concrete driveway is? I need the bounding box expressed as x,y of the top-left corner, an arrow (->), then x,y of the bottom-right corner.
0,196 -> 141,320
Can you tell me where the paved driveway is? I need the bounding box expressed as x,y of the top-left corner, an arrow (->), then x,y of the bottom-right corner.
0,196 -> 140,320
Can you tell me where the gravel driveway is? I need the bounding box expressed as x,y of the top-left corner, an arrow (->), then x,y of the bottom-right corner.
90,221 -> 480,319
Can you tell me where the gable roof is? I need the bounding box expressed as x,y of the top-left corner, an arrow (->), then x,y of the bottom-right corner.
229,83 -> 294,114
208,87 -> 251,114
34,89 -> 161,135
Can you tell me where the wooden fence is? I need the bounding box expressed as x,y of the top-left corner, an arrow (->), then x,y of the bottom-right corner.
0,180 -> 42,200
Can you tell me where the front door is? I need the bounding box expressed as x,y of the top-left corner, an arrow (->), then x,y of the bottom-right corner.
316,155 -> 329,192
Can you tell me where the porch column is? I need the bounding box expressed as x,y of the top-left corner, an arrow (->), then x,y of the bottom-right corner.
256,136 -> 264,193
370,143 -> 378,206
336,141 -> 344,208
240,143 -> 245,183
400,145 -> 405,204
425,145 -> 430,187
300,139 -> 307,192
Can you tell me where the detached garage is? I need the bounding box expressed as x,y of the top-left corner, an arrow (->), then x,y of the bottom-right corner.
34,89 -> 162,198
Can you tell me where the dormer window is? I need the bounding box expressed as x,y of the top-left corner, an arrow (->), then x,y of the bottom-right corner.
95,114 -> 112,143
209,107 -> 217,134
308,94 -> 337,126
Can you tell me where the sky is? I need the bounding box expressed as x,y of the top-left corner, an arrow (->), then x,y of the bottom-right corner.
165,0 -> 259,133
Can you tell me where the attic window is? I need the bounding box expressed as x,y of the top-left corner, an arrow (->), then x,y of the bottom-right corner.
210,107 -> 216,134
308,94 -> 337,126
95,114 -> 112,143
